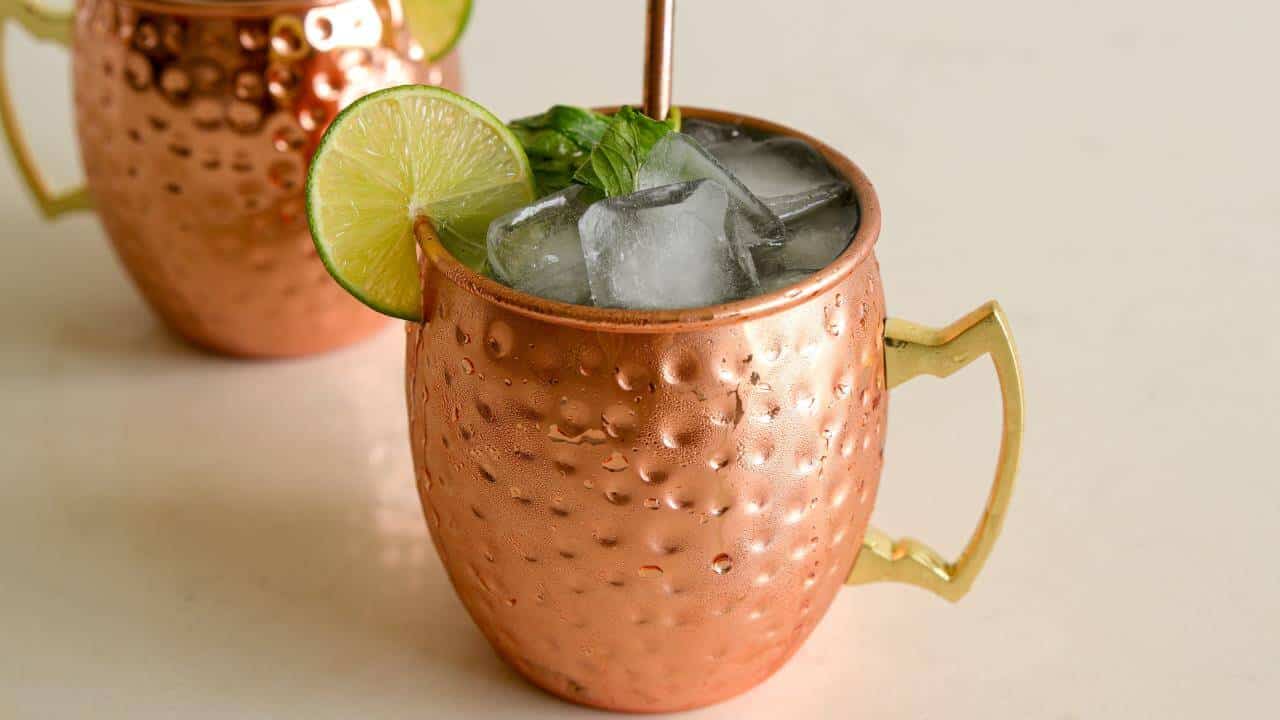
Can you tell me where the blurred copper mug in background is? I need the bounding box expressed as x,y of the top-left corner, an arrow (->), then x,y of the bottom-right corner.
404,108 -> 1025,713
0,0 -> 458,356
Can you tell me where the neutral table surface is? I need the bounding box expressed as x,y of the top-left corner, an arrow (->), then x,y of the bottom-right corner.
3,1 -> 1277,717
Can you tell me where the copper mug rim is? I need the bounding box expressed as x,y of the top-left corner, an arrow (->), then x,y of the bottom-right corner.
416,105 -> 884,334
111,0 -> 348,18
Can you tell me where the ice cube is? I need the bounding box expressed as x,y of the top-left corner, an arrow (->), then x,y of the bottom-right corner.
709,137 -> 842,199
636,133 -> 784,248
765,182 -> 852,222
487,185 -> 595,304
752,202 -> 859,280
680,118 -> 746,146
578,180 -> 761,310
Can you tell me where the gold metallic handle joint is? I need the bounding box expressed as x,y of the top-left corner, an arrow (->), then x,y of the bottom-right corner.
0,0 -> 91,218
847,301 -> 1024,602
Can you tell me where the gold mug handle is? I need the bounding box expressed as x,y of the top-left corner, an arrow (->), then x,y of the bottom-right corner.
0,0 -> 91,218
847,301 -> 1025,602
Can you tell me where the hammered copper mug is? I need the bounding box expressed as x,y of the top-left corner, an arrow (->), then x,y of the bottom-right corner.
404,108 -> 1025,712
1,0 -> 457,356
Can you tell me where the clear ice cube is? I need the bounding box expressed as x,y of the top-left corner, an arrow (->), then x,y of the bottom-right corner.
578,180 -> 761,310
636,133 -> 785,248
680,118 -> 746,147
765,181 -> 852,222
752,202 -> 859,282
486,185 -> 594,304
709,137 -> 843,199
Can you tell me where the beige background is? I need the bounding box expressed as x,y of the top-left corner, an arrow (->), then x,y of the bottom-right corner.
2,0 -> 1277,717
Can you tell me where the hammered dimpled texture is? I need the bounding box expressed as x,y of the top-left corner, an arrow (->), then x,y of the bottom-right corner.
406,257 -> 888,712
70,0 -> 459,356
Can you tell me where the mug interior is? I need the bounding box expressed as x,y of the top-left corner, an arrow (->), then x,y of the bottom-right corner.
418,105 -> 884,333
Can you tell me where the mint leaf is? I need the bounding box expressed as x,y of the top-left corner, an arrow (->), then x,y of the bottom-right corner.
509,125 -> 583,195
573,106 -> 676,197
509,105 -> 611,197
511,105 -> 610,147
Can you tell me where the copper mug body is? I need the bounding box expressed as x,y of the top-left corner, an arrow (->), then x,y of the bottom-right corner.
405,108 -> 1025,712
1,0 -> 458,357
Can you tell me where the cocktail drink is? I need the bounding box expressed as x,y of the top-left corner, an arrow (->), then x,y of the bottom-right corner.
306,86 -> 1025,713
488,111 -> 859,309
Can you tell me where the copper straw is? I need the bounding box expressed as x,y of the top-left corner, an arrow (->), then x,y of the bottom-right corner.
642,0 -> 675,120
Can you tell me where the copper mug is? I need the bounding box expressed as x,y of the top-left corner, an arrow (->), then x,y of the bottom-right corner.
404,108 -> 1025,713
1,0 -> 457,356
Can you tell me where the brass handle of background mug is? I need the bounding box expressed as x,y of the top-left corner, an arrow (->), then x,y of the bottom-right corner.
0,0 -> 91,218
847,301 -> 1024,602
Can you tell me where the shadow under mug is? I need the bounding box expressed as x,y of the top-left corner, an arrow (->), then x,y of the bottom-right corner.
1,0 -> 457,357
404,107 -> 1025,712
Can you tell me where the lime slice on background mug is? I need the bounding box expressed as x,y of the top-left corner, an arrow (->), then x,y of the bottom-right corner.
404,0 -> 473,61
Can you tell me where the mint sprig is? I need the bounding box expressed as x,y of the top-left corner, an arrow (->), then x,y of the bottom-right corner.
509,105 -> 681,198
574,107 -> 679,197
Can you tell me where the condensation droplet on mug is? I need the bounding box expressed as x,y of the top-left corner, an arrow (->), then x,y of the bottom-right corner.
614,363 -> 650,392
711,554 -> 733,575
638,565 -> 663,579
643,497 -> 660,510
547,424 -> 606,445
460,357 -> 475,375
638,467 -> 667,485
604,489 -> 629,505
550,497 -> 570,517
601,451 -> 629,472
485,321 -> 513,358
